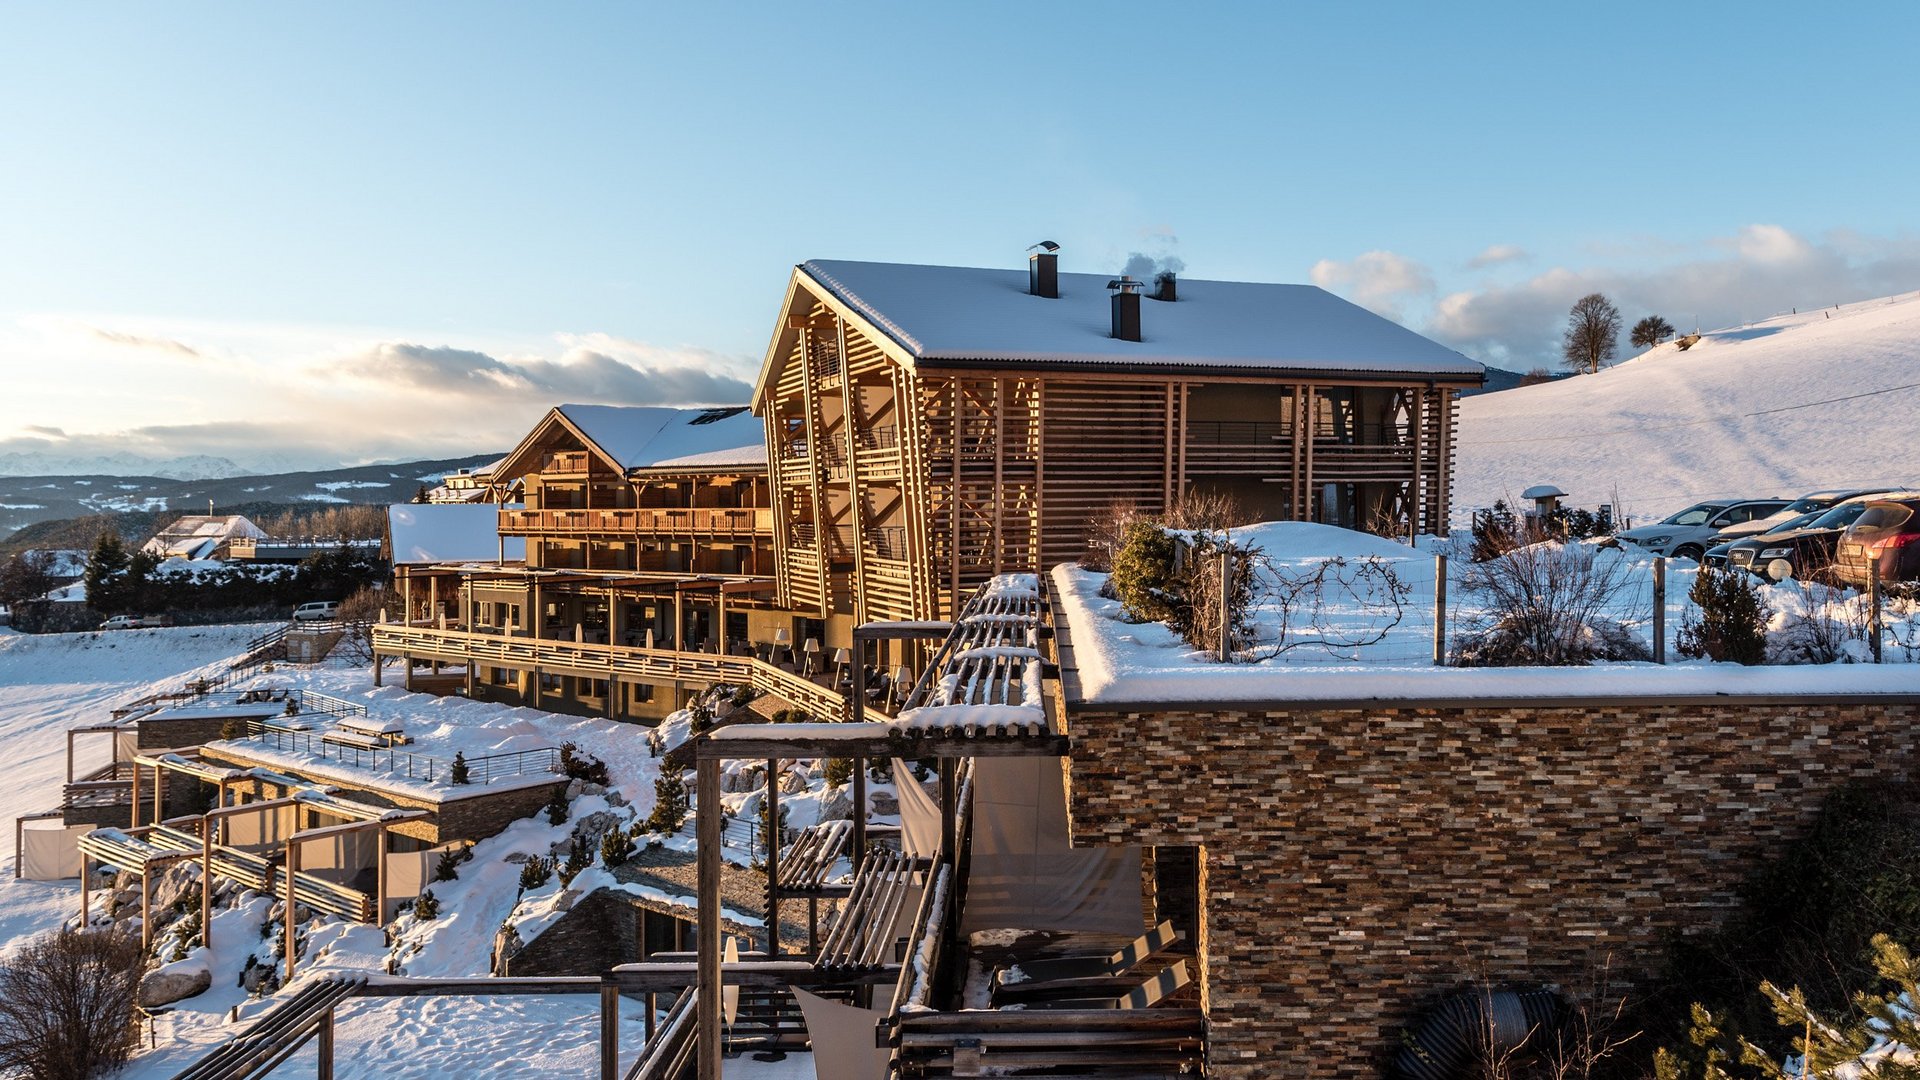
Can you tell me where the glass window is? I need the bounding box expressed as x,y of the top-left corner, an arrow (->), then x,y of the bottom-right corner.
1854,504 -> 1916,532
1665,503 -> 1720,526
1810,503 -> 1873,530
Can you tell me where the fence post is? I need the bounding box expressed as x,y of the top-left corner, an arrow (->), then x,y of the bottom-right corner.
1432,554 -> 1449,666
1871,559 -> 1884,664
1216,547 -> 1233,663
1652,558 -> 1667,665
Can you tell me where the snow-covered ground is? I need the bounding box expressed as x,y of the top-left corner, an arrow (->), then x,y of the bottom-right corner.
1057,521 -> 1920,703
1456,290 -> 1920,521
0,626 -> 866,1077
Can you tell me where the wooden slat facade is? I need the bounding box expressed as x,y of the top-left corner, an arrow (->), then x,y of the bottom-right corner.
757,270 -> 1473,622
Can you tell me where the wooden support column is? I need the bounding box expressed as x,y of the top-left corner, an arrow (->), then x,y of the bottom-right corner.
599,978 -> 619,1080
428,576 -> 439,624
317,1008 -> 335,1080
766,757 -> 784,956
285,832 -> 300,979
376,827 -> 390,926
852,758 -> 867,876
696,757 -> 722,1080
130,761 -> 141,829
79,851 -> 90,926
202,820 -> 214,949
938,759 -> 956,866
402,571 -> 413,626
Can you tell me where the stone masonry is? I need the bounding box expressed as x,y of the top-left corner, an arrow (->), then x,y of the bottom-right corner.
1060,694 -> 1920,1079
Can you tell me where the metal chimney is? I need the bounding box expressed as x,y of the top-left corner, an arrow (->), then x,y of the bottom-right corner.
1152,270 -> 1177,302
1028,240 -> 1060,298
1108,276 -> 1144,341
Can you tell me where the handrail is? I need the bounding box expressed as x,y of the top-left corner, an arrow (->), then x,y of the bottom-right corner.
228,720 -> 560,786
371,623 -> 848,720
624,988 -> 696,1080
499,507 -> 773,537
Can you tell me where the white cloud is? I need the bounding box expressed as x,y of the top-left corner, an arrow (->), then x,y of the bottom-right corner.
1466,244 -> 1529,270
1426,225 -> 1920,369
1309,250 -> 1435,320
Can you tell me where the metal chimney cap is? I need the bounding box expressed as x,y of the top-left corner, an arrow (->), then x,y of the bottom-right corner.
1106,276 -> 1143,292
1027,240 -> 1061,253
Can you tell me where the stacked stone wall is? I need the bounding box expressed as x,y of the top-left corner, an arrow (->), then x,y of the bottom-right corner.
1062,697 -> 1920,1078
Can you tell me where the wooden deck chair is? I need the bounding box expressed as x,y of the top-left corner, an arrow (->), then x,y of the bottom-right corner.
1019,958 -> 1190,1011
993,920 -> 1180,990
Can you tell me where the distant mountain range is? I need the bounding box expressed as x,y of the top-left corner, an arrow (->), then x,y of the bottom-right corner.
0,451 -> 293,481
0,453 -> 502,540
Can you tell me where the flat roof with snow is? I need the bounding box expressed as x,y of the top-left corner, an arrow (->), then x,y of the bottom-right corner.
388,503 -> 525,565
797,259 -> 1485,380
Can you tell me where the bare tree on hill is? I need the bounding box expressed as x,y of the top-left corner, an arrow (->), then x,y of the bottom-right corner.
1630,314 -> 1675,351
1562,293 -> 1621,375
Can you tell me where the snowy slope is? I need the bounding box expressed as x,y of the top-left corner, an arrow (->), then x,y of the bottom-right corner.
1455,291 -> 1920,520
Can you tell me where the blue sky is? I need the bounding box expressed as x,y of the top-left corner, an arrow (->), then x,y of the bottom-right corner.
3,2 -> 1918,470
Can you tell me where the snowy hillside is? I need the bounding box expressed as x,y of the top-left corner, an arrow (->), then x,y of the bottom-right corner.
1454,291 -> 1920,521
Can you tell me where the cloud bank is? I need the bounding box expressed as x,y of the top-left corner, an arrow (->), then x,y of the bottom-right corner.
1312,225 -> 1920,370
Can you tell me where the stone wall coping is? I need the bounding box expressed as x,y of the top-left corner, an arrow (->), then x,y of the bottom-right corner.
1052,568 -> 1920,711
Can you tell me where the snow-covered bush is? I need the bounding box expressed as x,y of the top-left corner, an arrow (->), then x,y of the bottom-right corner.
1451,539 -> 1647,666
517,857 -> 552,893
560,743 -> 609,786
1108,521 -> 1179,622
0,927 -> 146,1080
1164,534 -> 1257,658
1677,567 -> 1770,665
413,890 -> 440,920
449,751 -> 471,785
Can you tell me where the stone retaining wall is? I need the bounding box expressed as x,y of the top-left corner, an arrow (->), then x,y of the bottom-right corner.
1060,694 -> 1920,1079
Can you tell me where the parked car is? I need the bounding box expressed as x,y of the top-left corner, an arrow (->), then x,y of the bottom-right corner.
1615,498 -> 1791,562
1718,494 -> 1891,581
292,600 -> 341,622
1702,509 -> 1825,569
99,613 -> 172,630
1715,487 -> 1904,542
1833,495 -> 1920,591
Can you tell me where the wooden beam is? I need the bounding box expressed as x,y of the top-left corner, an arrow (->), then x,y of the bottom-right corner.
696,757 -> 721,1080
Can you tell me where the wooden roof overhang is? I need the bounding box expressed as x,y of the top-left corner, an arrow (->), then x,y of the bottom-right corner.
491,407 -> 628,484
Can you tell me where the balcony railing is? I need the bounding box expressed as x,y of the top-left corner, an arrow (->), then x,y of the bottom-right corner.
500,507 -> 774,538
544,451 -> 593,475
371,624 -> 848,721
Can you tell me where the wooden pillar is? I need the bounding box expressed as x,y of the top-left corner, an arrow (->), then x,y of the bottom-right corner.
696,757 -> 722,1080
674,590 -> 685,653
599,978 -> 619,1080
317,1008 -> 335,1080
66,730 -> 75,784
938,759 -> 956,866
403,572 -> 413,626
852,756 -> 867,877
202,820 -> 214,949
130,762 -> 141,829
141,867 -> 153,949
79,851 -> 90,926
765,758 -> 780,956
428,576 -> 439,623
716,592 -> 728,657
376,827 -> 390,926
285,833 -> 300,979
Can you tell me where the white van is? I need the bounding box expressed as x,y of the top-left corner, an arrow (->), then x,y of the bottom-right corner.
292,601 -> 341,622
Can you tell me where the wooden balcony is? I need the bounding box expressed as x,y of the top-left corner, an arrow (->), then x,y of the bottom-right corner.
371,624 -> 847,720
499,507 -> 774,539
544,450 -> 593,475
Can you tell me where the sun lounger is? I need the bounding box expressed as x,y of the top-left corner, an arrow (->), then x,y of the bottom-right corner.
993,920 -> 1180,989
1016,959 -> 1190,1011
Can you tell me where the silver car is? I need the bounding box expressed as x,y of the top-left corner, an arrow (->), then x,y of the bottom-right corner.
1615,499 -> 1790,562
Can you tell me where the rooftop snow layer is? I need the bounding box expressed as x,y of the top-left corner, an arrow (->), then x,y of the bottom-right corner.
800,260 -> 1484,378
556,404 -> 766,471
388,503 -> 525,565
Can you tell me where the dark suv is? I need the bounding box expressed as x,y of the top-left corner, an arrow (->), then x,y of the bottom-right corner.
1719,495 -> 1887,581
1833,495 -> 1920,591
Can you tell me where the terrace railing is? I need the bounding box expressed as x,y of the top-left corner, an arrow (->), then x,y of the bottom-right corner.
499,507 -> 773,539
231,720 -> 561,786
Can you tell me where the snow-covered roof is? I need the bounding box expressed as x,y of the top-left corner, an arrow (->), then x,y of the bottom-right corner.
796,260 -> 1484,378
554,405 -> 767,472
388,503 -> 525,565
140,515 -> 265,558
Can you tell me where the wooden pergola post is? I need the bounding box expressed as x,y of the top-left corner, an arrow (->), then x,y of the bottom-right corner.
317,1007 -> 335,1080
376,827 -> 390,926
696,756 -> 722,1080
285,825 -> 300,979
79,850 -> 90,926
765,758 -> 780,956
129,762 -> 140,829
938,759 -> 957,866
202,820 -> 214,950
599,977 -> 619,1080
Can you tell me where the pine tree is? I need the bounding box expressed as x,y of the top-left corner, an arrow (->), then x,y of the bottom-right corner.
1632,314 -> 1677,350
1677,567 -> 1771,665
84,532 -> 131,614
1562,293 -> 1623,374
644,769 -> 689,833
600,827 -> 635,868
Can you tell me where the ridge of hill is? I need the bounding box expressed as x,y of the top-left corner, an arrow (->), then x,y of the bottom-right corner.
1454,291 -> 1920,520
0,453 -> 501,544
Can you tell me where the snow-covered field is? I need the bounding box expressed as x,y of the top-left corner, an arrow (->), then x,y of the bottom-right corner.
1056,521 -> 1920,703
0,626 -> 862,1077
1456,290 -> 1920,521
